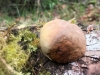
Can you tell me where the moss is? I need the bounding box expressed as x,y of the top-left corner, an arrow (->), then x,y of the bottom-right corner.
2,34 -> 30,72
0,59 -> 14,75
39,69 -> 51,75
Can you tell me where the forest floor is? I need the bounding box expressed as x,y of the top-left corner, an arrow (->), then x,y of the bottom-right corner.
0,3 -> 100,75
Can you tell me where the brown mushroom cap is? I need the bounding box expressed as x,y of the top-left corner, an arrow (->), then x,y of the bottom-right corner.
40,19 -> 86,63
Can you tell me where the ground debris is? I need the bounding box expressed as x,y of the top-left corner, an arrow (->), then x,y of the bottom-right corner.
25,47 -> 100,75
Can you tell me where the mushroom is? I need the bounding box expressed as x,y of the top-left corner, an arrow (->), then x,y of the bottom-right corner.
40,19 -> 86,63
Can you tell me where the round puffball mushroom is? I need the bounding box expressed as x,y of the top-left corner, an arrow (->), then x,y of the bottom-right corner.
40,19 -> 86,63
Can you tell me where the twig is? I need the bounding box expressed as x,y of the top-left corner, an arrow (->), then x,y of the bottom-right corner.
26,61 -> 37,75
0,56 -> 17,74
3,23 -> 16,37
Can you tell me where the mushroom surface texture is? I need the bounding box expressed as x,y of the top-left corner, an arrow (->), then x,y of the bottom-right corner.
40,19 -> 86,63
